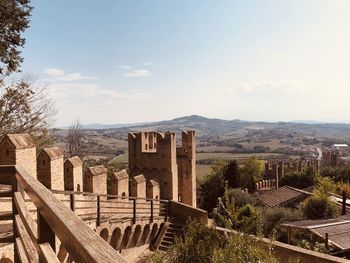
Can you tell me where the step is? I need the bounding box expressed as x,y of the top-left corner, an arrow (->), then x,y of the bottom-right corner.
0,234 -> 14,243
161,240 -> 173,246
0,212 -> 12,221
158,245 -> 169,251
0,191 -> 12,198
163,236 -> 174,242
164,232 -> 174,238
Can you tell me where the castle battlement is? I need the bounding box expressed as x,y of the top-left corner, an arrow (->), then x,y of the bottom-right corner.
128,130 -> 197,207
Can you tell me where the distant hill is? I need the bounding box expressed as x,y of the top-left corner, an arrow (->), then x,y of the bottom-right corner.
120,115 -> 350,140
69,115 -> 350,141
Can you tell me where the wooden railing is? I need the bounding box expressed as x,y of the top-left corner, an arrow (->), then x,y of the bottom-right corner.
50,190 -> 169,226
0,165 -> 128,263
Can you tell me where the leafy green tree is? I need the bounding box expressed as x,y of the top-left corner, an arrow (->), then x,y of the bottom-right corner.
239,157 -> 264,192
280,167 -> 315,189
0,0 -> 32,77
226,188 -> 257,208
223,160 -> 240,188
199,160 -> 226,213
302,176 -> 338,220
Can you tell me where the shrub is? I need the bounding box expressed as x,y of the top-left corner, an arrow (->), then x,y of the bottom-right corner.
151,220 -> 226,263
151,220 -> 278,263
262,207 -> 302,241
302,193 -> 338,219
226,188 -> 257,208
212,234 -> 278,263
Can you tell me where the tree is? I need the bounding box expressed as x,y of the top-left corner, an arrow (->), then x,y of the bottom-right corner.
239,157 -> 264,192
223,160 -> 240,188
66,119 -> 85,157
280,169 -> 315,189
0,76 -> 56,147
199,160 -> 226,213
0,1 -> 55,147
0,0 -> 32,77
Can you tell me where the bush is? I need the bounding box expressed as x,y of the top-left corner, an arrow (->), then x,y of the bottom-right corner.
151,220 -> 278,263
262,207 -> 302,241
212,234 -> 278,263
280,168 -> 315,189
226,188 -> 257,208
302,193 -> 338,219
151,220 -> 226,263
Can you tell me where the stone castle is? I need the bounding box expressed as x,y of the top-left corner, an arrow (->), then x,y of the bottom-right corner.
0,131 -> 197,207
128,131 -> 196,207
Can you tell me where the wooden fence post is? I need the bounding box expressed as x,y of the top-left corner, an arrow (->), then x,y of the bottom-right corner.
70,193 -> 75,212
150,200 -> 153,223
97,196 -> 101,227
133,199 -> 136,224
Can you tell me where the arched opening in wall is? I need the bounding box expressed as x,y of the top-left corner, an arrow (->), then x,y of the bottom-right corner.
122,192 -> 126,197
77,184 -> 81,192
100,228 -> 109,241
140,224 -> 150,245
149,224 -> 158,244
42,160 -> 46,165
121,226 -> 132,250
5,149 -> 9,156
145,144 -> 148,150
155,195 -> 159,199
129,225 -> 142,248
110,227 -> 122,250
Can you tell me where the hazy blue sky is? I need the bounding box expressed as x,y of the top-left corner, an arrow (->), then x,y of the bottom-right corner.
20,1 -> 350,126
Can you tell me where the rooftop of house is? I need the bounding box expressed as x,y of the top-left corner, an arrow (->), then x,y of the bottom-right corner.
256,185 -> 311,208
283,215 -> 350,251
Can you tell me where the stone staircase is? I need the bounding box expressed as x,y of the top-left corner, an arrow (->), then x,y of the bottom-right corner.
157,221 -> 185,251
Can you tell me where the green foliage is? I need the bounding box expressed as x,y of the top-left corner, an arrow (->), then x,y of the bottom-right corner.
226,188 -> 257,208
320,166 -> 350,183
295,230 -> 329,253
280,167 -> 315,189
239,157 -> 264,192
151,220 -> 227,263
199,160 -> 226,212
262,207 -> 302,241
0,0 -> 32,76
223,160 -> 240,188
211,234 -> 278,263
151,221 -> 278,263
302,194 -> 338,219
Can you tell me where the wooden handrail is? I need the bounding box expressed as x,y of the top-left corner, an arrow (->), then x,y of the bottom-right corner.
0,165 -> 128,263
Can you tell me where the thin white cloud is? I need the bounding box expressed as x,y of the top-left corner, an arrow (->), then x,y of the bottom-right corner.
43,68 -> 64,77
43,68 -> 98,81
47,82 -> 151,102
124,69 -> 152,77
119,65 -> 132,69
144,62 -> 161,68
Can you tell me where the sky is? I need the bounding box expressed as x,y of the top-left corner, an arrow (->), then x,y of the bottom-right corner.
19,0 -> 350,126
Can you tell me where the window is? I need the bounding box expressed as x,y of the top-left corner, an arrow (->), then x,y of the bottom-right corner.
5,149 -> 9,156
77,184 -> 81,192
145,144 -> 148,150
155,195 -> 159,199
43,160 -> 45,165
